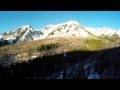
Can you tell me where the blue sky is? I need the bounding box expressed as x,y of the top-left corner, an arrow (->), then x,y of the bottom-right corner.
0,11 -> 120,33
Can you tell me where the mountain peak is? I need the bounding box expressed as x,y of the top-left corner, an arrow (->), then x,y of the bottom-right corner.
62,20 -> 80,26
66,20 -> 80,24
21,25 -> 32,30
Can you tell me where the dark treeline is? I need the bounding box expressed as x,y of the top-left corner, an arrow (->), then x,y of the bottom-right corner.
0,50 -> 97,79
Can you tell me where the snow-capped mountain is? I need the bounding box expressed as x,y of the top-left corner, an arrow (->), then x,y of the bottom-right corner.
40,20 -> 120,38
0,20 -> 120,45
0,25 -> 43,44
41,20 -> 95,38
16,25 -> 43,43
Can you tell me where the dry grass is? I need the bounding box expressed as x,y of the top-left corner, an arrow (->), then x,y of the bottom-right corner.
0,36 -> 114,61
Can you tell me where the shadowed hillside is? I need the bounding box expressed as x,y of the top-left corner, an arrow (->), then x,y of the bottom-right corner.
0,46 -> 120,79
0,50 -> 97,79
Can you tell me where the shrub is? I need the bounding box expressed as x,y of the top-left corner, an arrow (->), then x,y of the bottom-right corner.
37,43 -> 59,52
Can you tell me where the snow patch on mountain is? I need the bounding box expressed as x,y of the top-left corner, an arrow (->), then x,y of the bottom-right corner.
16,25 -> 43,43
1,20 -> 120,44
41,20 -> 93,38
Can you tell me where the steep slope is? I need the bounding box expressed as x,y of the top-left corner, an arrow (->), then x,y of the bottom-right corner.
40,20 -> 120,39
16,25 -> 43,43
0,25 -> 43,45
0,20 -> 120,45
84,27 -> 120,37
0,27 -> 27,44
41,20 -> 95,38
